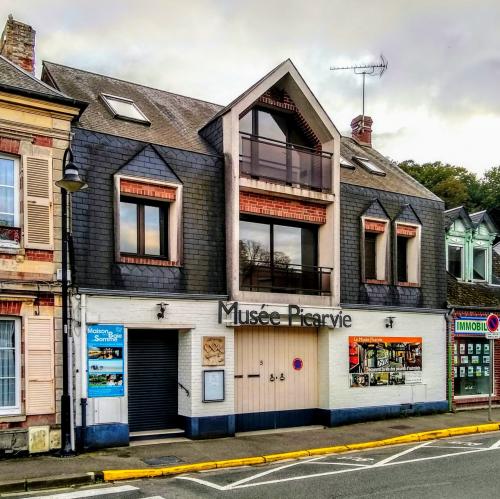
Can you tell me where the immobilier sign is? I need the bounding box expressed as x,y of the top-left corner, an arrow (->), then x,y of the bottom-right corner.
454,316 -> 489,334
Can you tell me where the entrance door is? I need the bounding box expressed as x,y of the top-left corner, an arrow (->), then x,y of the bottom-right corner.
128,329 -> 178,432
235,327 -> 318,431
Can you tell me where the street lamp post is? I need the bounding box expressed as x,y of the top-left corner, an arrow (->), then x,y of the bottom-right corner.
56,148 -> 87,456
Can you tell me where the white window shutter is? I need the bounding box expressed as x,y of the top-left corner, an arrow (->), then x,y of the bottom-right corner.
25,316 -> 55,415
22,155 -> 53,249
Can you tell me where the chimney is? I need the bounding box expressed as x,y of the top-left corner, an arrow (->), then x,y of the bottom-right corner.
351,115 -> 373,147
0,14 -> 36,74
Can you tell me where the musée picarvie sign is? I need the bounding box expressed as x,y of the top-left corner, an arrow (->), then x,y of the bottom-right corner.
218,301 -> 352,328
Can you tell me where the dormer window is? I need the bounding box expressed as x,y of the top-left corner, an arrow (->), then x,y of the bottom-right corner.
354,156 -> 386,176
340,156 -> 356,170
101,94 -> 150,125
473,248 -> 487,281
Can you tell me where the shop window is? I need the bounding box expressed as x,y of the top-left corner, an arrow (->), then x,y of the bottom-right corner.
0,318 -> 20,415
119,198 -> 168,258
0,155 -> 20,248
473,248 -> 487,281
454,339 -> 491,396
362,219 -> 388,282
447,245 -> 463,280
396,223 -> 420,285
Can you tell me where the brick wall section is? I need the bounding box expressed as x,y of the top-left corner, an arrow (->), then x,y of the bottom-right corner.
340,182 -> 446,309
120,178 -> 176,200
70,128 -> 226,293
118,255 -> 178,266
33,135 -> 53,147
450,309 -> 500,407
240,191 -> 326,224
0,137 -> 20,155
25,249 -> 53,262
0,300 -> 22,315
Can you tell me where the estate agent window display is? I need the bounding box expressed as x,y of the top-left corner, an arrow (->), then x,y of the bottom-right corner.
454,338 -> 491,397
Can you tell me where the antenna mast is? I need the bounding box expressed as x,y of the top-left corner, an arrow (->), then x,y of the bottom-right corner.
330,54 -> 388,120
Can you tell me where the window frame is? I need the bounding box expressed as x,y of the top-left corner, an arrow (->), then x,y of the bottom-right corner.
472,246 -> 488,282
447,243 -> 464,280
119,196 -> 168,259
239,214 -> 319,268
0,317 -> 21,416
0,153 -> 20,229
361,217 -> 389,284
394,222 -> 421,286
100,93 -> 151,125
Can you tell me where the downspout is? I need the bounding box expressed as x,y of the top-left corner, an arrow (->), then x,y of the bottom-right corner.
80,293 -> 88,450
445,307 -> 455,412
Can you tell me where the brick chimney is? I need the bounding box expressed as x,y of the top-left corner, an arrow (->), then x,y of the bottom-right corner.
0,15 -> 36,74
351,115 -> 373,147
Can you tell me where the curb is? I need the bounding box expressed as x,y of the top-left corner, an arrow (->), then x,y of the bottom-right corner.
0,472 -> 95,495
102,422 -> 500,482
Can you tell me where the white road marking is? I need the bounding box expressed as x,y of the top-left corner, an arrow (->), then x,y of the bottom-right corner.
26,485 -> 140,499
426,445 -> 489,450
176,476 -> 230,491
303,461 -> 368,467
372,441 -> 431,467
232,446 -> 500,490
448,440 -> 482,446
489,439 -> 500,449
336,456 -> 375,462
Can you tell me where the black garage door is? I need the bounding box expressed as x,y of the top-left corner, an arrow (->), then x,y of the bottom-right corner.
128,329 -> 179,432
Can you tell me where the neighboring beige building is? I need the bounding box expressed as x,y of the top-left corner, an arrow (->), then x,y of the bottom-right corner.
0,16 -> 84,454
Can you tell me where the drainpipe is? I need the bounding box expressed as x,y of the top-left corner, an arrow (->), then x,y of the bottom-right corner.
80,294 -> 88,449
445,307 -> 455,412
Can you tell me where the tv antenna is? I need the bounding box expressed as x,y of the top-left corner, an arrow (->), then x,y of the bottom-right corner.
330,54 -> 388,119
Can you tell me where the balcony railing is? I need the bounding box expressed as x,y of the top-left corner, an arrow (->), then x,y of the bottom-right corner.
240,260 -> 332,296
0,226 -> 21,248
239,133 -> 332,192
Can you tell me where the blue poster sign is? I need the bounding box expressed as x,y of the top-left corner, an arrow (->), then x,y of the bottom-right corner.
87,324 -> 125,397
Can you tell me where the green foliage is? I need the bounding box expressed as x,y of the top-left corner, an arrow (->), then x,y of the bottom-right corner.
398,160 -> 498,211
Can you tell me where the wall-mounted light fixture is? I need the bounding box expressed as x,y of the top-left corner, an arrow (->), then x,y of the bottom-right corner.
385,316 -> 395,328
157,302 -> 168,320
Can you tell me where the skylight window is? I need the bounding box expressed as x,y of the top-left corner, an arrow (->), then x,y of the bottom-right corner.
340,156 -> 356,169
101,94 -> 150,125
354,156 -> 386,176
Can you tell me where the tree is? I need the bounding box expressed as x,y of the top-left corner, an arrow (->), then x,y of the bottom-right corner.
398,160 -> 483,210
481,166 -> 500,210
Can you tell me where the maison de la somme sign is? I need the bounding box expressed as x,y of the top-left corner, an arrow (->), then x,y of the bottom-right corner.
218,301 -> 352,328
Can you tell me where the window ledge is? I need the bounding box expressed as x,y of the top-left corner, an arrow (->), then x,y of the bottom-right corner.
0,246 -> 24,255
364,279 -> 389,285
0,413 -> 25,422
118,255 -> 179,267
397,281 -> 420,288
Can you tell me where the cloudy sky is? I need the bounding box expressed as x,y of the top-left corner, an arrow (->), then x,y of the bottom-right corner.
2,0 -> 499,175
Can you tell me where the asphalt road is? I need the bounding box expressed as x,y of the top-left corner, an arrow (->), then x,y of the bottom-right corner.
14,432 -> 500,499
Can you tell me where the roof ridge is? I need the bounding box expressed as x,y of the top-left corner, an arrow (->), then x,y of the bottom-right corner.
0,55 -> 70,98
43,60 -> 225,109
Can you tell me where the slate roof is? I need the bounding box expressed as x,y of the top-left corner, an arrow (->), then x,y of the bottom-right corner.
42,61 -> 222,156
447,273 -> 500,308
0,55 -> 85,108
444,206 -> 473,230
340,136 -> 442,202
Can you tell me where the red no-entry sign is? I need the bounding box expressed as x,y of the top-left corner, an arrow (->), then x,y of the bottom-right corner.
486,314 -> 500,339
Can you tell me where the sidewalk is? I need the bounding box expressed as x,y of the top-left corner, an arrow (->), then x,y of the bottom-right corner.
1,408 -> 500,487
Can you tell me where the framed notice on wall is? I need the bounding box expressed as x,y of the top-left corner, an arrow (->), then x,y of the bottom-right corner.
87,324 -> 125,397
203,370 -> 225,402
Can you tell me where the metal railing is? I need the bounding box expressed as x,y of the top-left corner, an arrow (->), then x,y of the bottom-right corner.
239,133 -> 332,192
240,259 -> 332,296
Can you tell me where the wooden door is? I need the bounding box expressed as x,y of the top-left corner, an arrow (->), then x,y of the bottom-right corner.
235,327 -> 318,416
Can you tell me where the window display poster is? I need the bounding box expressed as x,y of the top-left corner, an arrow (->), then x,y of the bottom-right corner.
467,366 -> 474,377
460,356 -> 468,364
453,366 -> 457,378
349,337 -> 422,388
476,366 -> 482,377
460,366 -> 465,377
88,324 -> 125,397
485,344 -> 490,354
471,356 -> 479,364
483,356 -> 490,364
468,344 -> 474,354
476,344 -> 482,354
485,366 -> 490,377
460,344 -> 465,354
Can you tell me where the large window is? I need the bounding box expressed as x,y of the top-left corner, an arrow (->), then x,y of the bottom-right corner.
119,198 -> 168,257
448,245 -> 463,279
239,217 -> 328,295
454,338 -> 491,396
0,318 -> 20,415
0,155 -> 19,228
363,219 -> 388,282
473,248 -> 487,281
